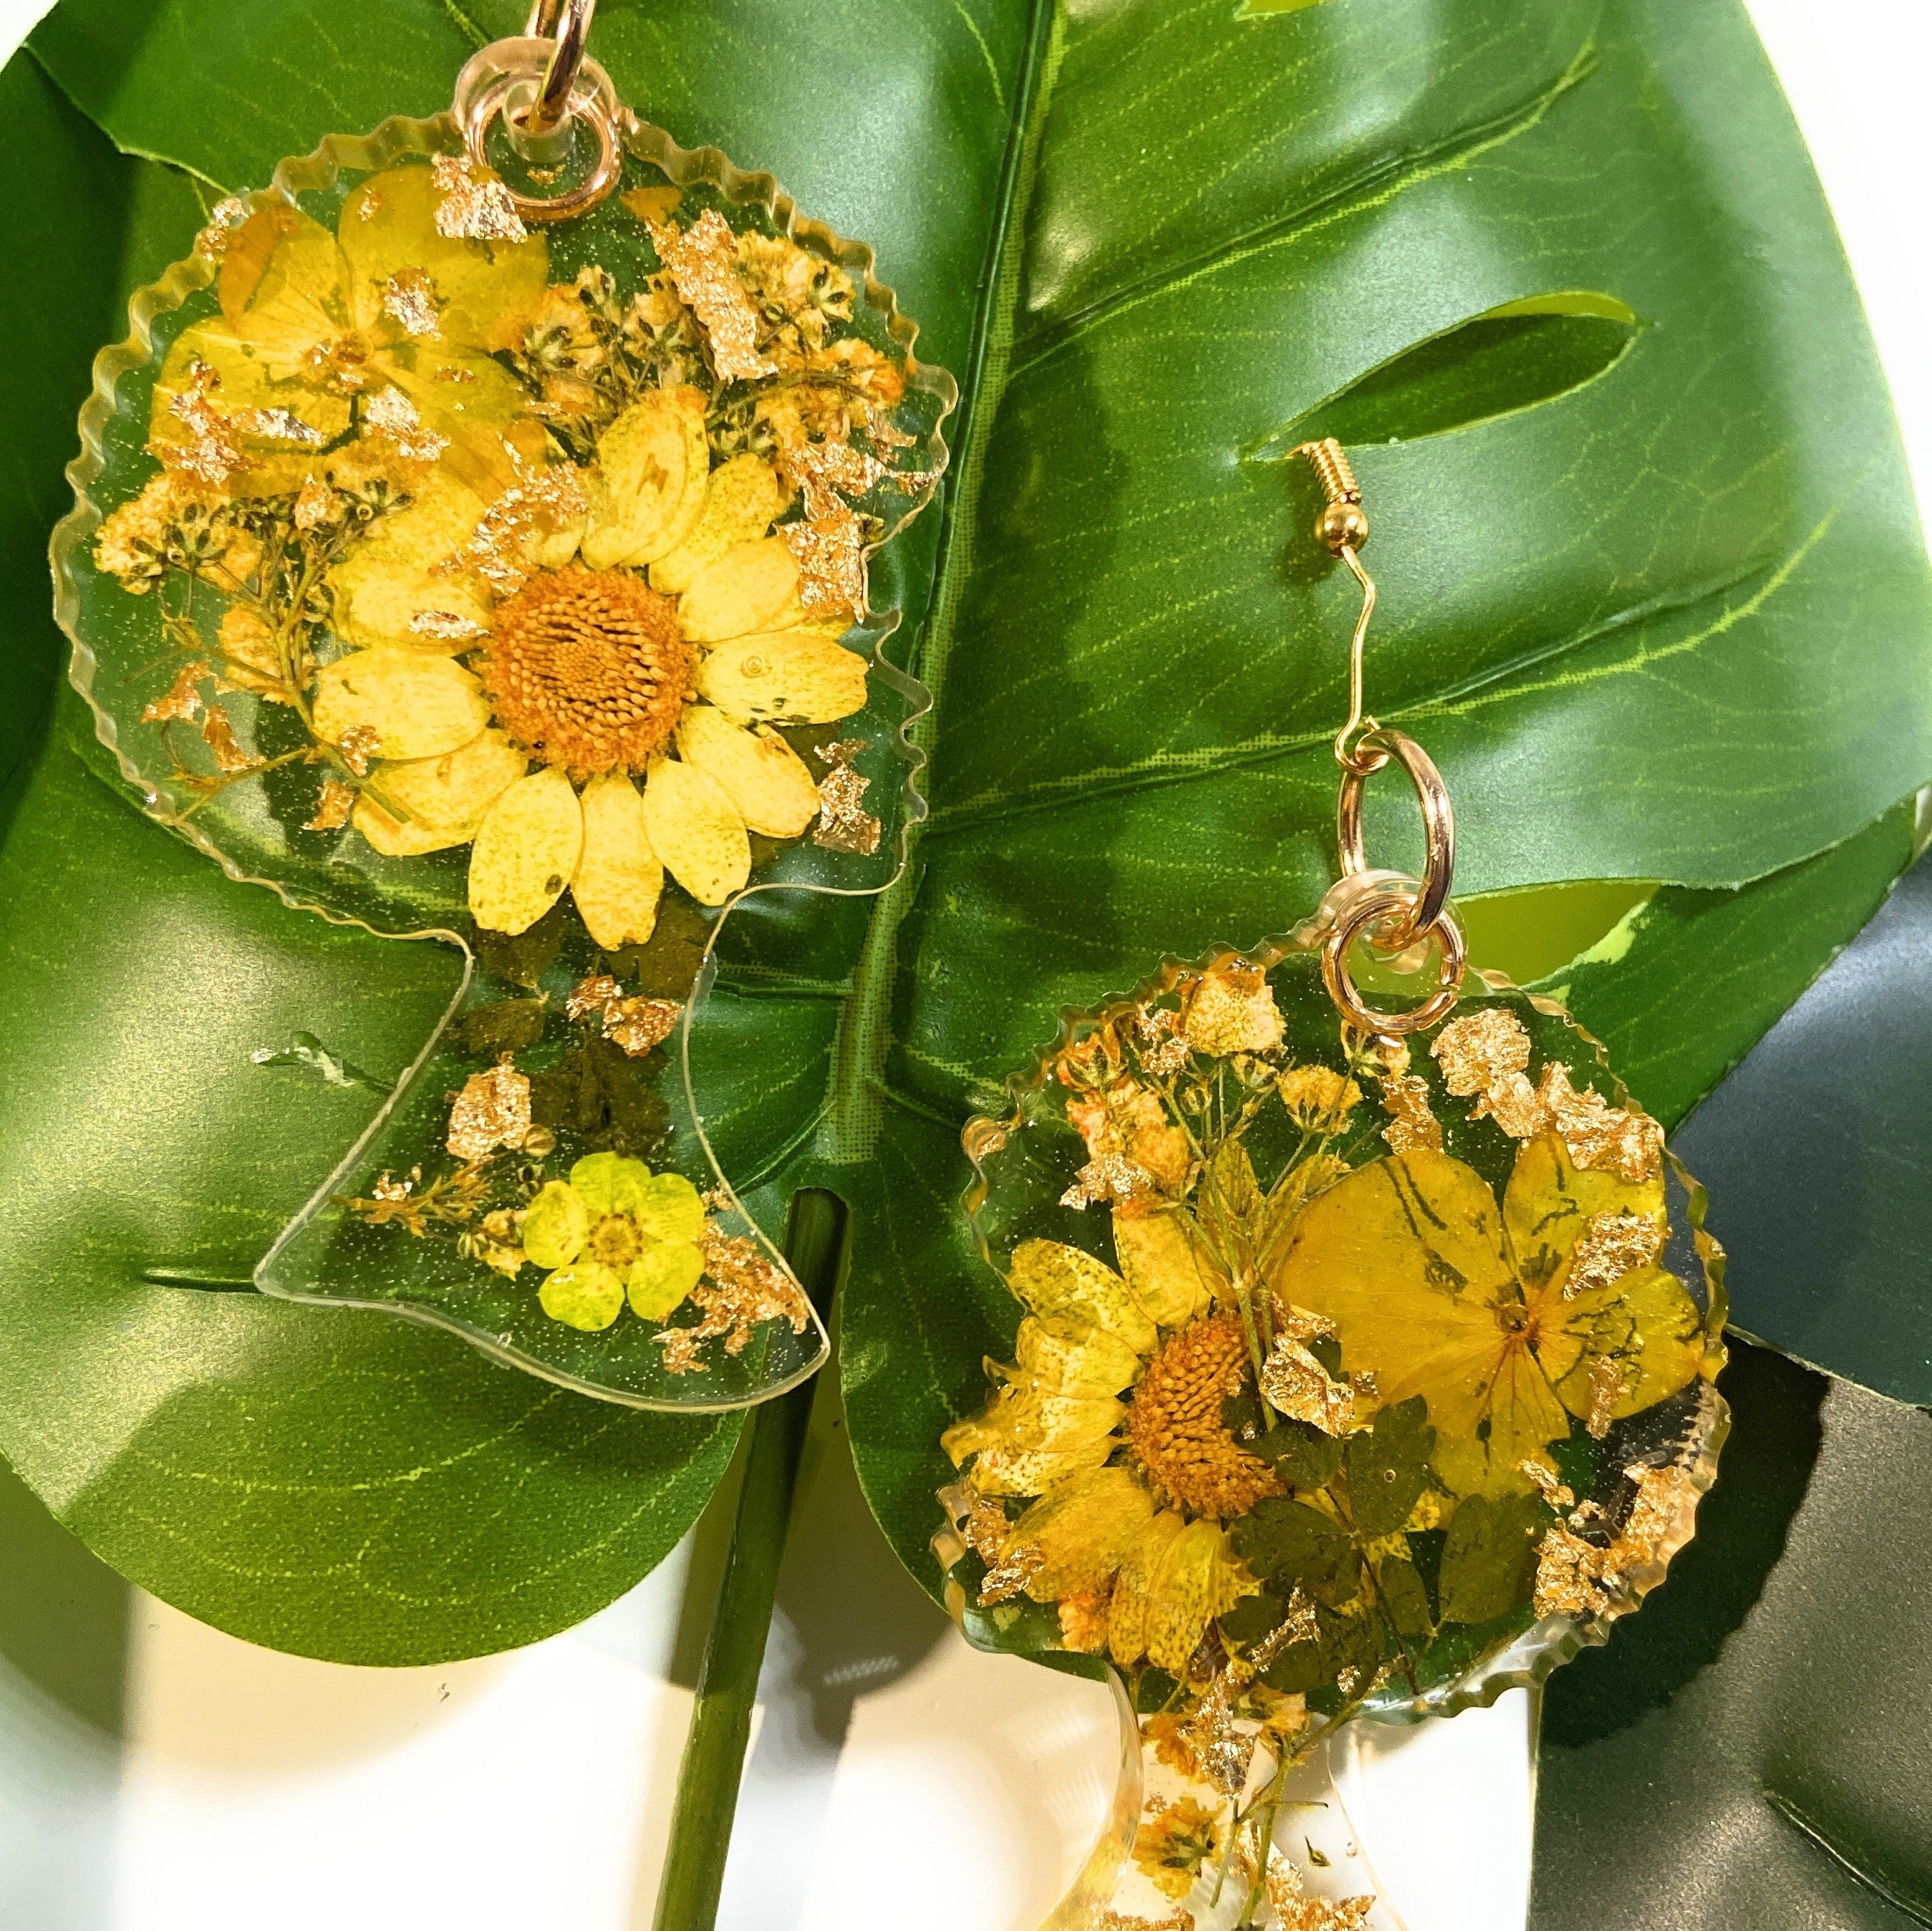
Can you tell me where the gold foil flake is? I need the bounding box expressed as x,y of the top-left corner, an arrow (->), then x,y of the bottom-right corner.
435,364 -> 478,383
382,266 -> 443,338
294,479 -> 337,530
1565,1210 -> 1666,1299
566,972 -> 622,1021
1095,1913 -> 1192,1931
1267,1856 -> 1376,1931
813,759 -> 880,854
373,1171 -> 414,1204
1275,1303 -> 1336,1345
1483,1072 -> 1546,1139
230,406 -> 326,447
365,383 -> 450,465
357,190 -> 382,222
657,1224 -> 815,1373
1131,1003 -> 1191,1077
1433,1007 -> 1531,1102
141,661 -> 208,724
1584,1354 -> 1626,1440
1277,1063 -> 1363,1131
410,609 -> 487,642
949,1484 -> 1013,1566
1280,1586 -> 1321,1648
565,972 -> 682,1056
431,153 -> 528,243
1533,1522 -> 1604,1618
1060,1153 -> 1154,1210
1376,1071 -> 1441,1153
781,503 -> 868,620
1177,1669 -> 1253,1797
976,1538 -> 1045,1606
445,1060 -> 533,1163
201,705 -> 259,773
1535,1064 -> 1664,1183
303,776 -> 356,831
160,363 -> 245,486
647,210 -> 776,382
445,460 -> 590,596
338,724 -> 380,777
1618,1461 -> 1697,1569
1520,1458 -> 1575,1510
605,997 -> 681,1057
1260,1335 -> 1356,1436
193,195 -> 250,261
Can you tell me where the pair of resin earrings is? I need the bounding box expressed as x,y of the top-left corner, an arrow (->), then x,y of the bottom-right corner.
59,9 -> 1725,1924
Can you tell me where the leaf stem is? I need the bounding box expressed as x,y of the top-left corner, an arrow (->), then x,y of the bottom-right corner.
648,1188 -> 848,1931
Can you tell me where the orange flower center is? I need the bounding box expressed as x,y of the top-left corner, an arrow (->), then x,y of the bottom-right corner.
483,566 -> 693,778
586,1211 -> 642,1269
1127,1313 -> 1284,1521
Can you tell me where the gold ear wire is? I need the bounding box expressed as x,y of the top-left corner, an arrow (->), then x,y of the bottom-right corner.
1293,437 -> 1465,1032
1293,437 -> 1379,773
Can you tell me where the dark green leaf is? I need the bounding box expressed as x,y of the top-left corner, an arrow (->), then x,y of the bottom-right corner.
1538,800 -> 1916,1131
1673,842 -> 1932,1405
449,999 -> 547,1058
1535,1340 -> 1932,1930
1376,1555 -> 1434,1640
1253,1416 -> 1345,1494
474,904 -> 569,991
1344,1395 -> 1435,1536
1438,1491 -> 1545,1627
1217,1591 -> 1285,1648
1229,1496 -> 1359,1607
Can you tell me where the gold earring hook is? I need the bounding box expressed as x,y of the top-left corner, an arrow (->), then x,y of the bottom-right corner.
1293,438 -> 1381,776
1293,438 -> 1465,1032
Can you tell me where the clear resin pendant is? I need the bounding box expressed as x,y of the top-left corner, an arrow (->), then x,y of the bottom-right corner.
56,33 -> 950,1408
935,929 -> 1727,1924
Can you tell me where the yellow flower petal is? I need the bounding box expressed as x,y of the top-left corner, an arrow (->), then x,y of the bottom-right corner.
627,1239 -> 705,1320
468,764 -> 584,934
337,163 -> 549,350
539,1259 -> 625,1331
354,729 -> 526,856
1268,1149 -> 1549,1496
649,452 -> 786,594
312,648 -> 491,761
1013,1314 -> 1144,1397
329,472 -> 493,651
1008,1239 -> 1158,1355
218,202 -> 345,346
950,1442 -> 1114,1499
674,704 -> 820,838
694,631 -> 870,724
1106,1508 -> 1184,1667
677,535 -> 803,642
1006,1466 -> 1156,1601
1502,1129 -> 1667,1297
1535,1264 -> 1706,1428
642,756 -> 750,906
1143,1519 -> 1255,1675
1112,1204 -> 1222,1330
581,388 -> 710,569
571,772 -> 663,949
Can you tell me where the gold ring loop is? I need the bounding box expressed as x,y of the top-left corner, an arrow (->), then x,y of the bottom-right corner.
522,0 -> 596,138
1321,886 -> 1466,1035
456,39 -> 624,223
1336,726 -> 1454,947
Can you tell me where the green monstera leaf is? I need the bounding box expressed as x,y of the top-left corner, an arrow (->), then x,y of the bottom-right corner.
6,0 -> 1930,1694
808,0 -> 1932,1603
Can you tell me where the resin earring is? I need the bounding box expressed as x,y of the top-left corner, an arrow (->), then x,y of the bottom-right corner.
57,0 -> 952,1408
933,442 -> 1728,1926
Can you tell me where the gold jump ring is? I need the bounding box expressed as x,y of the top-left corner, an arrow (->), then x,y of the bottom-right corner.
1336,726 -> 1454,947
1321,886 -> 1466,1035
522,0 -> 595,139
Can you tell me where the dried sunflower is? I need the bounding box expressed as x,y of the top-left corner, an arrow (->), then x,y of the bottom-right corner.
942,1228 -> 1270,1675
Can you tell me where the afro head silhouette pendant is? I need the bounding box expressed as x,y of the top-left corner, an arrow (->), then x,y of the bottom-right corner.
57,0 -> 953,1410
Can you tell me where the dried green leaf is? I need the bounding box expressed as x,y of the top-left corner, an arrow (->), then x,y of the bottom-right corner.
1438,1491 -> 1547,1627
1229,1496 -> 1358,1607
1344,1395 -> 1435,1536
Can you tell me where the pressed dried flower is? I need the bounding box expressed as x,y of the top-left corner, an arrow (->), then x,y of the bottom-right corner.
482,566 -> 693,779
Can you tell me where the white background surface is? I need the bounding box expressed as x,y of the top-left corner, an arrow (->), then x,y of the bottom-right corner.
1,1 -> 1928,1926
